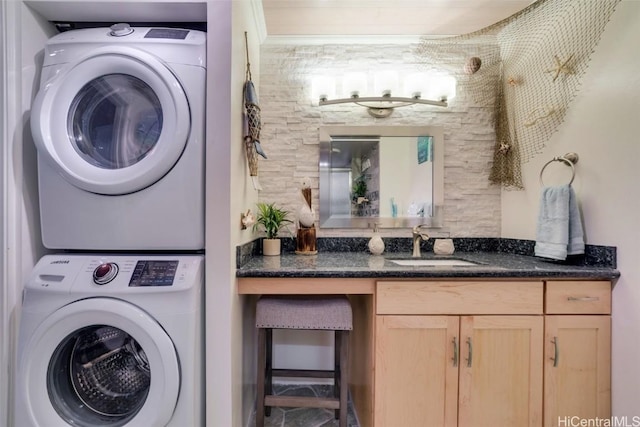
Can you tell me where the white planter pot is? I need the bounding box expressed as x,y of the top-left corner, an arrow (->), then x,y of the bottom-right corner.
262,238 -> 281,256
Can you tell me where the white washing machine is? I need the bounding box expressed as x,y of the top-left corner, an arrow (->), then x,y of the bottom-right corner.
15,254 -> 203,427
30,25 -> 206,250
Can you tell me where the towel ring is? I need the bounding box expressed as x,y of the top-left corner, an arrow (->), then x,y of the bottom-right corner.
539,152 -> 579,187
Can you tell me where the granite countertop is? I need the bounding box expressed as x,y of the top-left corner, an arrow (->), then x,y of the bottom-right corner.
236,238 -> 620,280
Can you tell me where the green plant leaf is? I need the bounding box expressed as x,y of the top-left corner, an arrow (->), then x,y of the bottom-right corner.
253,202 -> 293,239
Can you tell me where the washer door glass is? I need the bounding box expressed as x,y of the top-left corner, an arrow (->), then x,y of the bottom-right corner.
69,74 -> 162,170
30,46 -> 190,195
19,298 -> 180,427
48,325 -> 151,426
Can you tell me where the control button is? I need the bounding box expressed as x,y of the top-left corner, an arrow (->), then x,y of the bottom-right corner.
109,23 -> 134,37
93,263 -> 119,285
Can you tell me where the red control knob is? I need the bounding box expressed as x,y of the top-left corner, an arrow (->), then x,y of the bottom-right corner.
93,263 -> 119,285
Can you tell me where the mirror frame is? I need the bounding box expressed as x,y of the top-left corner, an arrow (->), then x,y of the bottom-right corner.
319,125 -> 444,229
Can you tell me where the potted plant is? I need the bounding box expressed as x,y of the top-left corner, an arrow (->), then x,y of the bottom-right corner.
254,202 -> 293,256
352,178 -> 367,202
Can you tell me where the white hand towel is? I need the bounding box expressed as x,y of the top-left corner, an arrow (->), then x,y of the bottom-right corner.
567,186 -> 585,255
534,184 -> 585,260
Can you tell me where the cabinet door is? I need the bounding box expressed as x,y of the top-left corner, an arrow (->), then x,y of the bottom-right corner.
374,316 -> 459,427
544,315 -> 611,426
458,316 -> 543,427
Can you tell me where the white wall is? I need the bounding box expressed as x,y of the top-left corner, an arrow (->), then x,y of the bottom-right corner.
501,0 -> 640,417
206,0 -> 262,426
0,3 -> 56,424
0,1 -> 9,422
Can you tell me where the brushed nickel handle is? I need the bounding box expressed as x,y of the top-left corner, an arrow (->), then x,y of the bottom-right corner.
452,337 -> 459,367
551,337 -> 559,367
567,296 -> 599,302
466,337 -> 473,368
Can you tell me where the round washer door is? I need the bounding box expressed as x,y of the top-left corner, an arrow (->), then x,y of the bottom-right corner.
30,46 -> 190,195
19,298 -> 180,427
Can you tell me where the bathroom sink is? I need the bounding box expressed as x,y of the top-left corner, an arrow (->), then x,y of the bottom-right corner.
389,258 -> 480,267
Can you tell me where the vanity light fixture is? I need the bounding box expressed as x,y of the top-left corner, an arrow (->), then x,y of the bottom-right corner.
312,70 -> 456,118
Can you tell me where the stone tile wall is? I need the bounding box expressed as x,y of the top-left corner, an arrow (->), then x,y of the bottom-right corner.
256,42 -> 501,237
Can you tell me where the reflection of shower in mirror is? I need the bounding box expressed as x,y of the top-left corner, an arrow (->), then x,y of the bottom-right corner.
319,126 -> 444,229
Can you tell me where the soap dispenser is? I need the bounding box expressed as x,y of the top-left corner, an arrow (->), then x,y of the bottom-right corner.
368,223 -> 385,255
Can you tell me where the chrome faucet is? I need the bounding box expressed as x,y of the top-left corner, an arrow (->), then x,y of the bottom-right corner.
412,224 -> 430,257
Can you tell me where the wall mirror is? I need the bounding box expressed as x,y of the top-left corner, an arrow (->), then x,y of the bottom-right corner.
319,126 -> 444,229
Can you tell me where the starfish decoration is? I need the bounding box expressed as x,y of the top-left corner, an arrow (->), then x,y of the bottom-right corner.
497,143 -> 511,154
545,54 -> 574,82
507,76 -> 521,86
524,106 -> 557,127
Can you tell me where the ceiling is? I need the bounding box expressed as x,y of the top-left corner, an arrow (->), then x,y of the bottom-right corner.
261,0 -> 535,38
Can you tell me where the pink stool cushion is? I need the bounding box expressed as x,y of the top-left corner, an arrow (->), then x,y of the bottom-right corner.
256,296 -> 353,330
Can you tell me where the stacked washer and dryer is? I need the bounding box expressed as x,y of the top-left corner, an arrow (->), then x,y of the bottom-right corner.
16,24 -> 206,427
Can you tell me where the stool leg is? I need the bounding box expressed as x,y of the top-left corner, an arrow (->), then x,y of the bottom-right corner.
339,330 -> 350,427
256,328 -> 266,427
334,330 -> 341,419
265,328 -> 273,417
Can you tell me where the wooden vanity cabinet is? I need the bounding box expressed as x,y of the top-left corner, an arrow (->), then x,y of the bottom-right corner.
458,315 -> 543,427
543,281 -> 611,427
374,281 -> 544,427
238,276 -> 612,427
375,315 -> 459,427
374,280 -> 612,427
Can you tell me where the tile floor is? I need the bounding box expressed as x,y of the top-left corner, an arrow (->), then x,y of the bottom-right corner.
248,384 -> 360,427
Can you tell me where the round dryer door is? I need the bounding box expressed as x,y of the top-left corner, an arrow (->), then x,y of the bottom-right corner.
30,46 -> 190,195
19,298 -> 180,427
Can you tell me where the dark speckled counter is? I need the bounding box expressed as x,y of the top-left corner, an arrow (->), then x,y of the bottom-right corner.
236,238 -> 620,280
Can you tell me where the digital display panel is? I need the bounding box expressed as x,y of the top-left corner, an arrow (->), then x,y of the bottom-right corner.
128,260 -> 179,287
144,29 -> 189,40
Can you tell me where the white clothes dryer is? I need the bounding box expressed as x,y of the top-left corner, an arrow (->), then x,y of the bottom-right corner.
30,25 -> 206,250
15,254 -> 204,427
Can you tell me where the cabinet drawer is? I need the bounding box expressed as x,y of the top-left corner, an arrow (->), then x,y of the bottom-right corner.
376,281 -> 543,315
545,281 -> 611,314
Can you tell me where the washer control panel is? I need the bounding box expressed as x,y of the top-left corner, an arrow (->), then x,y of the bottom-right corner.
25,255 -> 203,293
129,260 -> 179,287
92,262 -> 119,285
89,259 -> 180,287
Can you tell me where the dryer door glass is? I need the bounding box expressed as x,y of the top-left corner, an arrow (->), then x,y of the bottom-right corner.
30,47 -> 192,195
47,324 -> 151,427
68,74 -> 163,169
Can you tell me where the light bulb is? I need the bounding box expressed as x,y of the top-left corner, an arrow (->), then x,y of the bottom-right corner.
311,75 -> 336,102
342,72 -> 368,98
404,72 -> 430,99
424,71 -> 456,102
374,71 -> 399,97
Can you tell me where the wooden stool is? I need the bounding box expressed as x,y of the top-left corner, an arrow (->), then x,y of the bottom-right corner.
255,295 -> 353,427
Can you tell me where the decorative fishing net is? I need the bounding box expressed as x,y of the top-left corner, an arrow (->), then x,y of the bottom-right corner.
244,31 -> 262,180
245,102 -> 261,176
416,0 -> 620,189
